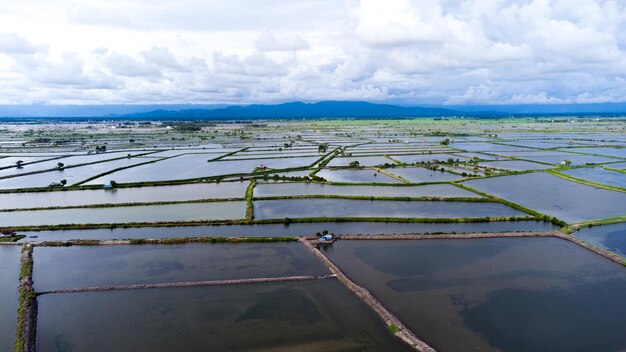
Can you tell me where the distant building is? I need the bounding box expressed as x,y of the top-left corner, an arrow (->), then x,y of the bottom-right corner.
1,228 -> 16,237
319,234 -> 334,243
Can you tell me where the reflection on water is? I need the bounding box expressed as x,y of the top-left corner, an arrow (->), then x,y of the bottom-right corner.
0,246 -> 20,352
37,280 -> 412,351
34,243 -> 329,291
20,220 -> 559,242
573,222 -> 626,257
254,198 -> 525,219
325,237 -> 626,352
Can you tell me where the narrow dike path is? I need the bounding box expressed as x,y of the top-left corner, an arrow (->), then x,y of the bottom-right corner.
37,275 -> 336,295
298,238 -> 436,352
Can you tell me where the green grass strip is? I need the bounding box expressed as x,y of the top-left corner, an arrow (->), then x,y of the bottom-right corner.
245,179 -> 256,220
547,169 -> 626,194
15,244 -> 35,352
454,182 -> 567,226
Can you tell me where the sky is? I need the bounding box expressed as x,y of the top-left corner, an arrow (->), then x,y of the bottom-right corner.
0,0 -> 625,106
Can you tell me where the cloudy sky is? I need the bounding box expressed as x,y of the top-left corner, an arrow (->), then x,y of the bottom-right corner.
1,0 -> 625,105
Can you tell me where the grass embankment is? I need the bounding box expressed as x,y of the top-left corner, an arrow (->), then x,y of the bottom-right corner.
0,151 -> 157,186
15,244 -> 36,352
373,167 -> 410,183
383,155 -> 405,165
245,179 -> 256,220
454,182 -> 567,226
547,169 -> 626,194
0,235 -> 26,243
562,216 -> 626,234
309,148 -> 339,177
253,195 -> 494,202
602,165 -> 626,175
9,215 -> 540,232
35,237 -> 297,247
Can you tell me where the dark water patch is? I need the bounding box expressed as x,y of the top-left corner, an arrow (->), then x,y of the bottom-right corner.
20,220 -> 559,241
33,242 -> 328,291
573,222 -> 626,257
325,237 -> 626,352
254,198 -> 525,219
562,167 -> 626,189
0,246 -> 20,352
237,287 -> 322,325
461,282 -> 626,352
37,280 -> 412,352
465,172 -> 626,223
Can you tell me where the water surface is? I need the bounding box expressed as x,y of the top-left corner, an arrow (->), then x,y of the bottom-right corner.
0,201 -> 246,226
33,242 -> 328,291
19,220 -> 559,241
465,172 -> 626,223
254,199 -> 525,219
0,245 -> 20,352
254,183 -> 481,198
37,280 -> 412,351
325,238 -> 626,352
573,222 -> 626,257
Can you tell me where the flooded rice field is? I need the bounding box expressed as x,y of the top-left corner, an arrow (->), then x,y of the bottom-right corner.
0,246 -> 20,352
464,172 -> 626,223
573,222 -> 626,257
254,182 -> 482,198
1,120 -> 625,352
19,220 -> 559,241
0,201 -> 246,226
37,280 -> 411,352
33,242 -> 329,291
315,169 -> 403,183
561,167 -> 626,189
0,182 -> 248,210
254,199 -> 526,219
325,238 -> 626,352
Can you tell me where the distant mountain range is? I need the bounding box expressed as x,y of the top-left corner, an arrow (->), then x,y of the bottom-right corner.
0,101 -> 625,120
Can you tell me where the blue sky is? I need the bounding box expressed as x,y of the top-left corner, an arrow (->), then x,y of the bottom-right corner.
0,0 -> 625,105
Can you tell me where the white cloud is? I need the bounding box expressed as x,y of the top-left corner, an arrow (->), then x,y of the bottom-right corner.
255,31 -> 309,52
0,33 -> 39,54
0,0 -> 625,104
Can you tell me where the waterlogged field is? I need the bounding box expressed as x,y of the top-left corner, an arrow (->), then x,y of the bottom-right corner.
386,166 -> 462,182
254,182 -> 482,198
19,220 -> 559,242
0,246 -> 20,352
573,222 -> 626,257
0,182 -> 248,210
315,168 -> 403,183
37,280 -> 411,352
1,119 -> 625,351
254,198 -> 525,219
0,201 -> 246,226
465,172 -> 626,223
561,166 -> 626,189
33,243 -> 328,291
325,238 -> 626,351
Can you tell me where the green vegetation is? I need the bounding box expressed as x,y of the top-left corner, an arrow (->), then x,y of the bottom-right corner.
245,179 -> 256,220
15,244 -> 35,352
454,182 -> 567,226
388,324 -> 400,334
548,169 -> 626,194
0,235 -> 26,242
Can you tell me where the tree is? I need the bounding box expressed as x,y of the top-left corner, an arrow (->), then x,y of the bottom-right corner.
318,143 -> 328,153
109,180 -> 118,188
15,160 -> 24,168
56,162 -> 65,170
439,138 -> 451,145
348,160 -> 360,168
60,179 -> 67,186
